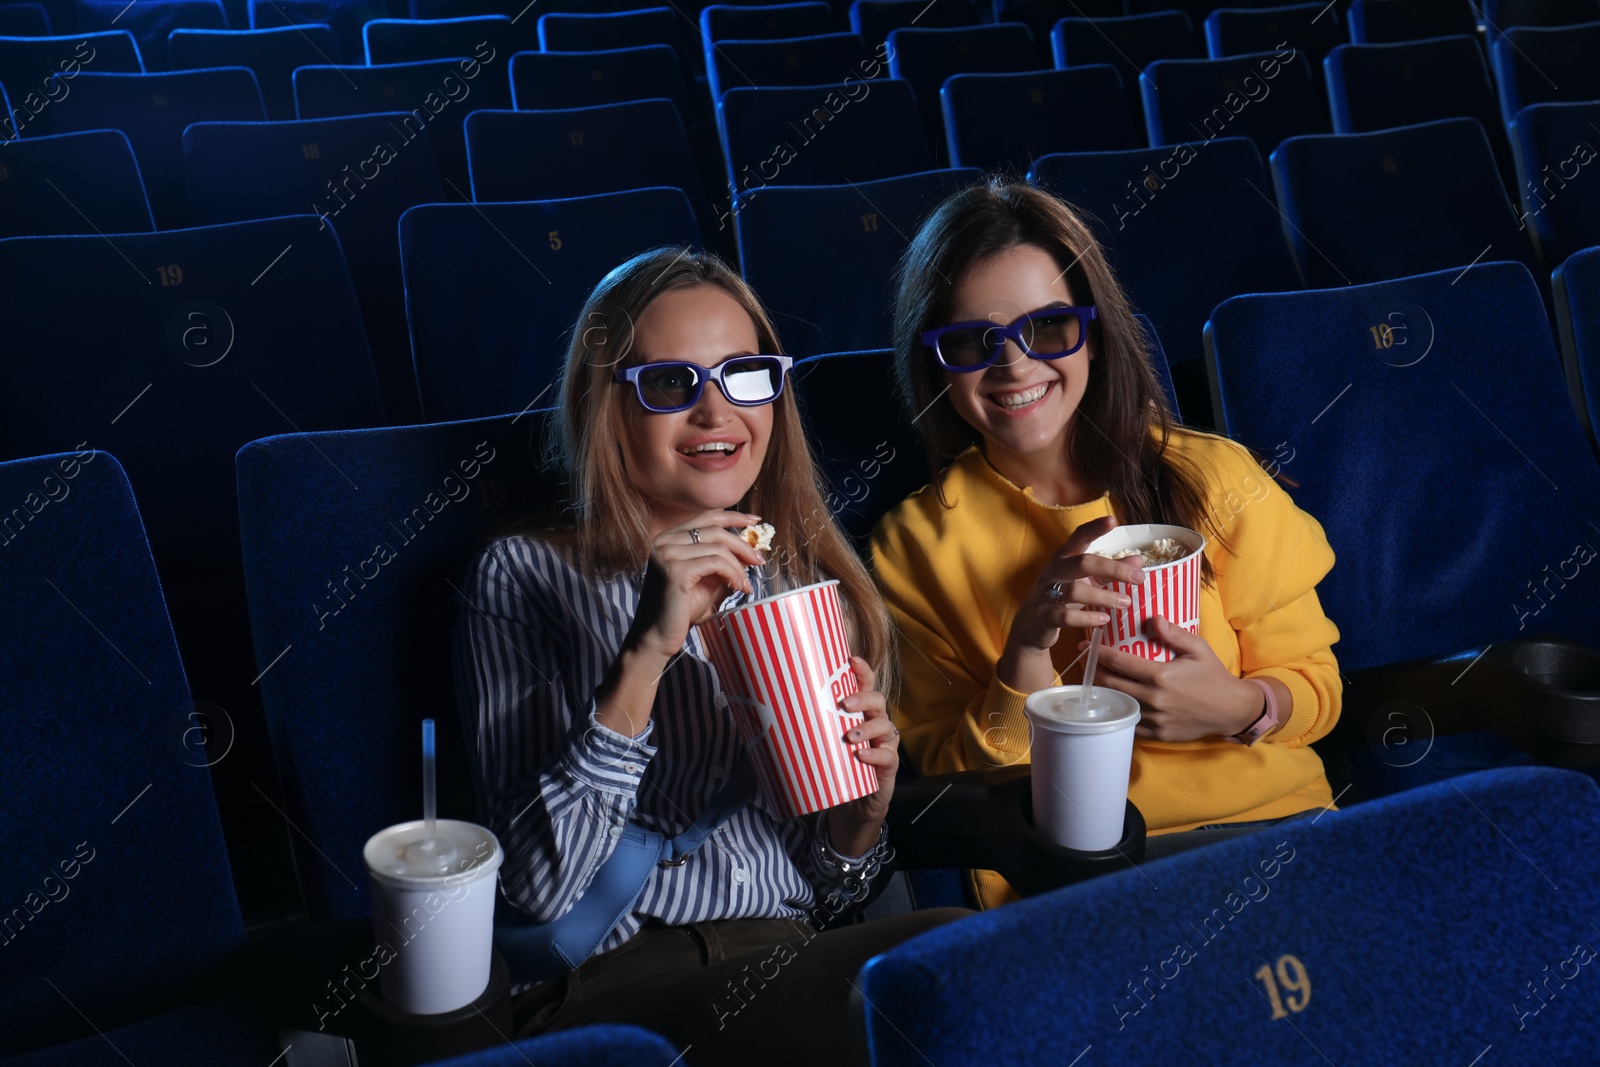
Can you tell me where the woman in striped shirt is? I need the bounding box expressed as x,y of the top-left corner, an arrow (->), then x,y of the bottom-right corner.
453,248 -> 969,1063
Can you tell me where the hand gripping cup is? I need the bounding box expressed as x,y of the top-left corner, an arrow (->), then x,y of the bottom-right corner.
363,819 -> 503,1015
1025,686 -> 1141,851
699,580 -> 879,819
1085,523 -> 1205,662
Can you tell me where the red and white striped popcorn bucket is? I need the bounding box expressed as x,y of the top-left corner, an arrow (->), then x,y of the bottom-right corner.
698,580 -> 879,819
1085,524 -> 1205,662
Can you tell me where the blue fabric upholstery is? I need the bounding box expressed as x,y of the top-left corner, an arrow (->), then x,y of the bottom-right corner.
852,0 -> 979,49
1141,48 -> 1328,159
711,30 -> 874,101
421,1025 -> 681,1067
509,45 -> 695,124
21,67 -> 263,228
400,188 -> 701,421
858,767 -> 1600,1066
0,999 -> 277,1066
249,0 -> 384,62
1205,261 -> 1600,669
184,113 -> 448,422
735,168 -> 981,355
0,452 -> 270,1059
0,32 -> 143,103
1051,11 -> 1199,124
0,3 -> 51,35
1491,21 -> 1600,129
168,25 -> 339,120
717,79 -> 931,199
887,23 -> 1040,148
1135,312 -> 1182,421
235,413 -> 557,919
1509,101 -> 1600,269
76,0 -> 224,70
540,6 -> 684,56
1552,245 -> 1600,450
0,215 -> 384,557
1324,35 -> 1514,183
363,14 -> 516,65
464,102 -> 711,237
942,67 -> 1140,171
1348,0 -> 1478,42
1270,118 -> 1540,290
293,57 -> 511,197
1204,2 -> 1345,59
0,129 -> 152,236
1029,137 -> 1299,371
702,2 -> 834,48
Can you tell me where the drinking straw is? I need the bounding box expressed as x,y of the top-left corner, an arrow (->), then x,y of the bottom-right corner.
422,718 -> 436,841
1081,627 -> 1104,708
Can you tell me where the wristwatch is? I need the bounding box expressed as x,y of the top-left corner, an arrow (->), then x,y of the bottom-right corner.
1226,679 -> 1281,746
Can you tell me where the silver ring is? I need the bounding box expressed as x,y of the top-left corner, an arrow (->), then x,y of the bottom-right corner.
688,528 -> 701,544
1046,580 -> 1069,602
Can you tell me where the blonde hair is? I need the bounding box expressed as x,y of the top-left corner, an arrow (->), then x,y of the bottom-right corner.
546,247 -> 896,692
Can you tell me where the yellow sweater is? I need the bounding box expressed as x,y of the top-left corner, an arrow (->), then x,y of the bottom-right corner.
871,431 -> 1342,908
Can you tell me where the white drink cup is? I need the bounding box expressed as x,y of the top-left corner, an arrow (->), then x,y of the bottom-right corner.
363,818 -> 503,1015
1025,686 -> 1141,851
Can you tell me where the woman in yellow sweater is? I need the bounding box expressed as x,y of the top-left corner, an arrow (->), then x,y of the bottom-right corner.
870,179 -> 1342,908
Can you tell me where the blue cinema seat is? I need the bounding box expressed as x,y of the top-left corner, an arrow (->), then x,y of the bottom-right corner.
363,14 -> 515,65
1492,21 -> 1600,130
1051,11 -> 1199,124
1205,260 -> 1600,670
235,412 -> 556,919
1204,2 -> 1346,60
734,167 -> 981,355
717,79 -> 932,202
540,6 -> 691,69
1509,101 -> 1600,269
1030,136 -> 1298,425
0,451 -> 279,1064
942,66 -> 1139,171
887,23 -> 1040,150
0,128 -> 152,237
294,56 -> 511,197
852,0 -> 980,50
709,29 -> 874,101
1347,0 -> 1478,41
420,1025 -> 682,1066
184,113 -> 448,422
701,1 -> 834,50
0,32 -> 143,130
1142,48 -> 1328,159
858,767 -> 1600,1065
1270,118 -> 1540,290
400,188 -> 702,422
168,25 -> 339,120
19,66 -> 264,228
509,45 -> 696,123
75,0 -> 224,71
1553,245 -> 1600,451
249,0 -> 383,62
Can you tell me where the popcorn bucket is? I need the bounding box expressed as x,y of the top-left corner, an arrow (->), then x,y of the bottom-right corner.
699,580 -> 879,818
1085,524 -> 1205,662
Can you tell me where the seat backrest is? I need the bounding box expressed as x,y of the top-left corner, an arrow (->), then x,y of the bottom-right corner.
1552,245 -> 1600,453
1347,0 -> 1479,42
710,30 -> 874,101
0,215 -> 384,559
0,451 -> 247,1054
250,0 -> 387,62
702,2 -> 834,47
363,14 -> 516,65
0,32 -> 143,119
851,0 -> 979,50
887,22 -> 1039,142
1204,2 -> 1346,60
718,78 -> 931,199
0,3 -> 52,35
401,188 -> 702,422
1269,118 -> 1539,290
1508,100 -> 1600,269
1491,20 -> 1600,129
1051,10 -> 1200,72
538,5 -> 692,72
0,127 -> 153,236
859,766 -> 1600,1064
168,25 -> 339,120
1029,137 -> 1299,372
1206,261 -> 1600,668
942,66 -> 1138,171
1142,47 -> 1328,159
76,0 -> 224,70
736,167 -> 981,356
236,413 -> 557,920
20,66 -> 264,227
183,114 -> 447,421
509,44 -> 694,123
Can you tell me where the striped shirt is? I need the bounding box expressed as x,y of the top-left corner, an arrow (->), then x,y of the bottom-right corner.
453,534 -> 863,955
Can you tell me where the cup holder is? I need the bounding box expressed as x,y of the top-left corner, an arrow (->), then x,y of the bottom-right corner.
1511,640 -> 1600,744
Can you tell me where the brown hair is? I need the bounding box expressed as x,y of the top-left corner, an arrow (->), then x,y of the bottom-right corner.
891,178 -> 1228,580
541,247 -> 896,691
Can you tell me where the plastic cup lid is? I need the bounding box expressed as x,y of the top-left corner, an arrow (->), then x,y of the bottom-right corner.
1025,686 -> 1141,734
364,819 -> 503,889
